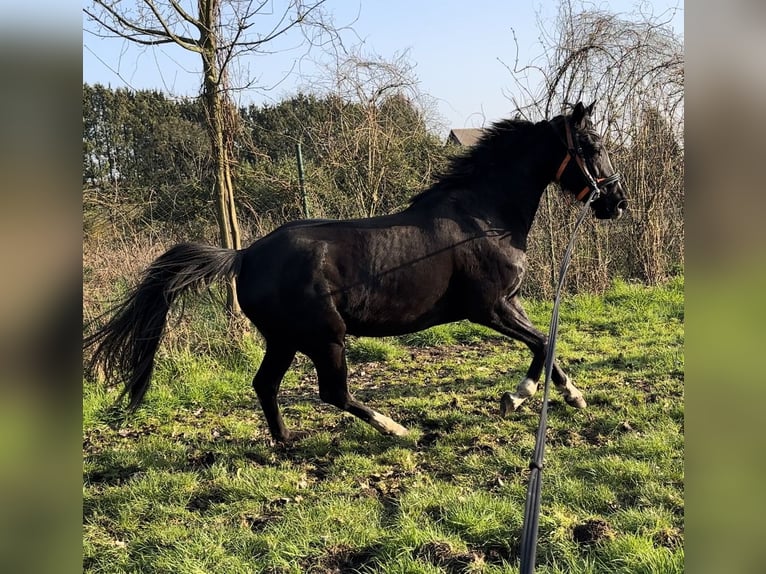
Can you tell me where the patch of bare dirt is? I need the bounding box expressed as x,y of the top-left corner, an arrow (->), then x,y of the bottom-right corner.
415,541 -> 484,573
572,518 -> 615,545
301,544 -> 381,573
241,512 -> 280,532
654,527 -> 683,549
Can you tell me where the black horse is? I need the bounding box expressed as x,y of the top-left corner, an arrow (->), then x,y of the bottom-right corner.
85,102 -> 627,442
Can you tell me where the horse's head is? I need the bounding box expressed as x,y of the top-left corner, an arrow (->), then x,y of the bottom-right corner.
554,102 -> 627,220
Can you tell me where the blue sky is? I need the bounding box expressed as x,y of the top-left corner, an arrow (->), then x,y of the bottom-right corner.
82,1 -> 683,134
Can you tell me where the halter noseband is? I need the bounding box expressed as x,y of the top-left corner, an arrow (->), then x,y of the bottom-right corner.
554,118 -> 621,201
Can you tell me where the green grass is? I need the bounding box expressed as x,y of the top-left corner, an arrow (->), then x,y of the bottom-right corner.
83,277 -> 684,573
346,337 -> 406,363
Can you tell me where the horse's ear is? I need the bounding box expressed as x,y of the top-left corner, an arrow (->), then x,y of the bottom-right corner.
572,101 -> 587,126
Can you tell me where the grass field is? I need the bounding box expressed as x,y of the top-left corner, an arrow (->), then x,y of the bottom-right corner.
83,276 -> 684,573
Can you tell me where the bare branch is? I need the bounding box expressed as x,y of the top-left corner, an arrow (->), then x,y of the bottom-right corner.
85,2 -> 201,52
141,0 -> 200,51
232,0 -> 327,49
84,7 -> 178,46
168,0 -> 199,27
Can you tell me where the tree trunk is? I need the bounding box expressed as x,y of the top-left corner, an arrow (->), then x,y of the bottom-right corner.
200,1 -> 241,316
205,84 -> 242,316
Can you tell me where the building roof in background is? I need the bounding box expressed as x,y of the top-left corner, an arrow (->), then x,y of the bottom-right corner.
446,128 -> 484,147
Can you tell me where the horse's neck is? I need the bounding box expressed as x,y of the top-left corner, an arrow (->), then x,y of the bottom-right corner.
480,184 -> 547,249
410,122 -> 560,242
477,129 -> 561,240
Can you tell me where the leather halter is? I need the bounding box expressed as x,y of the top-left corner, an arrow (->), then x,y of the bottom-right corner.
554,119 -> 621,201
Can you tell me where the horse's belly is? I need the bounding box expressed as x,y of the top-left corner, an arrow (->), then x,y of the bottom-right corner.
344,315 -> 444,338
339,284 -> 455,337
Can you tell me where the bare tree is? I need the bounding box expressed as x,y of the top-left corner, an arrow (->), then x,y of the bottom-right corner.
501,0 -> 684,293
506,1 -> 683,134
84,0 -> 339,314
306,48 -> 442,218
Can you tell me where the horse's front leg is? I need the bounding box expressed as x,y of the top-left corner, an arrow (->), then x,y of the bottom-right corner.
479,296 -> 586,414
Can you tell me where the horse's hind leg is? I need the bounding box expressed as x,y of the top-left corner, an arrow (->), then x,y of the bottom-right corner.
253,341 -> 296,442
307,341 -> 409,437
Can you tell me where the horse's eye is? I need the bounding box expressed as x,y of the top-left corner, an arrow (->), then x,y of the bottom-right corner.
585,137 -> 602,153
581,140 -> 600,155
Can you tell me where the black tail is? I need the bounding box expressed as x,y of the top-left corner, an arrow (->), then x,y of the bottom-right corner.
84,242 -> 244,410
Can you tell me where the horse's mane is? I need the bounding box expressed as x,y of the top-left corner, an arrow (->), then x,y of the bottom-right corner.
410,117 -> 542,205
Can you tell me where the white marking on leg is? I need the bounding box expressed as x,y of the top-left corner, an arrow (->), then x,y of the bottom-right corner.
369,411 -> 409,436
516,377 -> 539,398
500,378 -> 538,416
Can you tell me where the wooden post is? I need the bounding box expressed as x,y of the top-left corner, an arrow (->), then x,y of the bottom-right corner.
295,141 -> 309,219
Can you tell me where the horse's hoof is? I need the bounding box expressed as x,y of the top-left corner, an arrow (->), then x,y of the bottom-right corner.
500,392 -> 524,416
272,429 -> 310,446
565,395 -> 587,409
370,411 -> 409,436
386,424 -> 409,437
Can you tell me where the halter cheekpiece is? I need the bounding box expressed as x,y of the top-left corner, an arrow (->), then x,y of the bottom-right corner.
554,118 -> 621,201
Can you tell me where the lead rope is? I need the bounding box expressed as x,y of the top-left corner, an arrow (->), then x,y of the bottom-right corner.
518,186 -> 600,574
